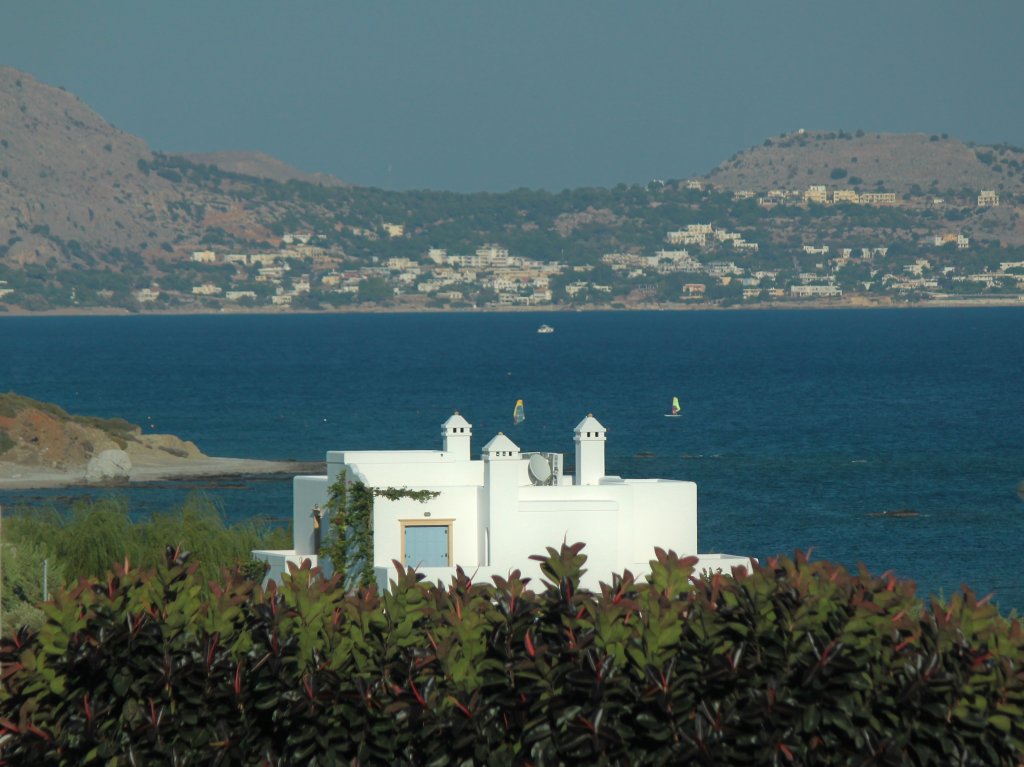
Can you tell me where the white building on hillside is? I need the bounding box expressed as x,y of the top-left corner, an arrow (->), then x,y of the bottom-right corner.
254,413 -> 746,591
978,190 -> 1000,207
191,250 -> 217,264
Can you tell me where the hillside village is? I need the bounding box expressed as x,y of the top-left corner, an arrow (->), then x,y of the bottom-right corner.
2,67 -> 1024,312
97,180 -> 1024,313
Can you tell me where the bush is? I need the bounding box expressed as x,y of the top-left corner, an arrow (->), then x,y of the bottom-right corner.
0,428 -> 14,455
1,494 -> 288,591
2,544 -> 1023,763
0,538 -> 67,631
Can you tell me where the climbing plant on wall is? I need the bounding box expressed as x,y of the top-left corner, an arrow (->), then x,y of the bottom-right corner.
322,470 -> 439,589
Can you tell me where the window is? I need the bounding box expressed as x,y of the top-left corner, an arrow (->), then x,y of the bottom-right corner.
401,520 -> 454,568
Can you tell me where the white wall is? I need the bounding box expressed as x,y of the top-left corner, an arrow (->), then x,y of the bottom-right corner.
621,479 -> 697,564
293,475 -> 329,557
495,504 -> 620,586
330,450 -> 484,487
252,550 -> 316,586
483,449 -> 522,577
372,485 -> 482,568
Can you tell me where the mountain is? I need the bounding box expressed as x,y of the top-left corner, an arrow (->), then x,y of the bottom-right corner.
1,67 -> 165,265
1,66 -> 1022,313
0,67 -> 285,271
706,129 -> 1024,196
180,151 -> 347,188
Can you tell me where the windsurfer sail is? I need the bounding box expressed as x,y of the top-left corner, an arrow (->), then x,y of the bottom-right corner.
513,399 -> 526,425
666,396 -> 681,417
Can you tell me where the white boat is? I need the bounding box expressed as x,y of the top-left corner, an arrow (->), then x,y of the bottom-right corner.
537,324 -> 554,334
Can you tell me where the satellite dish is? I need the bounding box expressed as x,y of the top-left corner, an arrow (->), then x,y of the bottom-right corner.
528,453 -> 552,485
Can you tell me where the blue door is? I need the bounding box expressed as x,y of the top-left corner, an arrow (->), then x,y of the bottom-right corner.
404,525 -> 449,568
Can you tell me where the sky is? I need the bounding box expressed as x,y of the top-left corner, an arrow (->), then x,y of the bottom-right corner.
3,1 -> 1023,193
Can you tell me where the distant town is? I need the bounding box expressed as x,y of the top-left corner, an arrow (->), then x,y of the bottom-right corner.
3,78 -> 1024,316
42,182 -> 1015,313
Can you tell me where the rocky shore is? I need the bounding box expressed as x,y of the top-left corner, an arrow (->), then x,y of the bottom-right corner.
0,457 -> 325,490
1,294 -> 1022,318
0,392 -> 323,489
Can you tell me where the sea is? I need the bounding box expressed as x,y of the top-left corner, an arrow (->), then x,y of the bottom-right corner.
2,308 -> 1023,611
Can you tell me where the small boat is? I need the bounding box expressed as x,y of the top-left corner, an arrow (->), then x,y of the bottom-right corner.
664,396 -> 682,417
869,508 -> 921,518
537,324 -> 554,334
513,399 -> 526,425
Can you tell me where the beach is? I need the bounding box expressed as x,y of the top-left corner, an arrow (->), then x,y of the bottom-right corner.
1,294 -> 1023,319
0,457 -> 325,491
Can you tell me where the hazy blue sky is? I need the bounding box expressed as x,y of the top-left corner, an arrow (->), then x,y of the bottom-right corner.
3,2 -> 1022,192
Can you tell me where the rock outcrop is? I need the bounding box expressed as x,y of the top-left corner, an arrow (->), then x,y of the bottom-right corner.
85,449 -> 133,483
0,392 -> 205,475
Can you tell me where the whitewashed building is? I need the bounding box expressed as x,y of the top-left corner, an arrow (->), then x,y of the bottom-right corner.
790,284 -> 843,298
254,413 -> 747,591
978,190 -> 1000,207
191,250 -> 217,264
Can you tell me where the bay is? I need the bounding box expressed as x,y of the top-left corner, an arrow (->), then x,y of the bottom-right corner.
2,308 -> 1023,610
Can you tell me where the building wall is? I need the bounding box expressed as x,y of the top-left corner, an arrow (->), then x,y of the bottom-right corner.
252,551 -> 309,585
503,500 -> 620,580
293,475 -> 329,557
329,450 -> 484,487
483,439 -> 523,576
373,486 -> 482,569
622,479 -> 698,564
365,472 -> 695,588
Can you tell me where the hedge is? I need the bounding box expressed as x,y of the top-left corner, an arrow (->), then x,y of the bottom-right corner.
1,543 -> 1022,765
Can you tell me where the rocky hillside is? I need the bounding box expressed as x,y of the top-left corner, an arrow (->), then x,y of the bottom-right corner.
0,67 -> 282,271
1,67 -> 168,265
181,151 -> 347,188
0,393 -> 204,475
706,130 -> 1024,195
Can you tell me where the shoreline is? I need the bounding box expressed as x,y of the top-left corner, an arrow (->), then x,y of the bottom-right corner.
0,296 -> 1023,318
0,458 -> 325,491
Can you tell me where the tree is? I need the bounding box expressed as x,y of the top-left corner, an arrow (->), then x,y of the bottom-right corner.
357,276 -> 392,303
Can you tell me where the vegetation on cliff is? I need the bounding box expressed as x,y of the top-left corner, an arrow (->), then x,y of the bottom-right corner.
0,392 -> 203,470
0,393 -> 136,452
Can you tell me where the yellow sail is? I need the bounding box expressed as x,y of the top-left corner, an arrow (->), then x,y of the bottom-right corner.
513,399 -> 525,425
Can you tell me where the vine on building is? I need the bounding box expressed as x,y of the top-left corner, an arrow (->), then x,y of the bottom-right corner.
322,470 -> 439,589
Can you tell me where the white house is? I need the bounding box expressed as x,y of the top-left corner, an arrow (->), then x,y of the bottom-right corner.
191,249 -> 217,264
978,190 -> 1000,207
133,287 -> 161,303
253,413 -> 747,591
790,284 -> 843,298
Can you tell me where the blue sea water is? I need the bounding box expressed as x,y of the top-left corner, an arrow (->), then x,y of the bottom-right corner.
2,309 -> 1023,610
